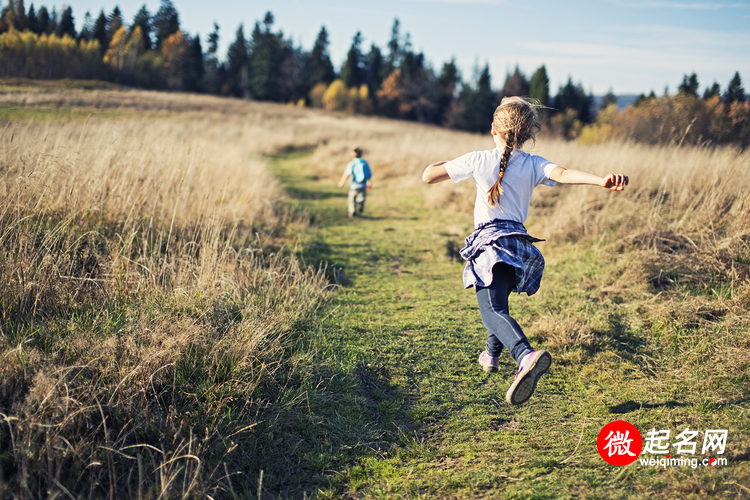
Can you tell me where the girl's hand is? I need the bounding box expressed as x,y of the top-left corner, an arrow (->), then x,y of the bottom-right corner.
601,174 -> 629,191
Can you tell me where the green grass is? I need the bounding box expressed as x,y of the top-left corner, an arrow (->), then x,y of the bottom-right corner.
0,103 -> 132,121
265,151 -> 749,498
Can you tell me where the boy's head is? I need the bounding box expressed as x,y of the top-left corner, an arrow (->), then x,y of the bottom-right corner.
352,147 -> 363,158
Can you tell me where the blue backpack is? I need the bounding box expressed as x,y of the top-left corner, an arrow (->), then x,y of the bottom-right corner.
352,159 -> 372,184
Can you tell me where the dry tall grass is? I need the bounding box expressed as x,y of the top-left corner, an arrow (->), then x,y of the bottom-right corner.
0,103 -> 329,497
2,86 -> 749,495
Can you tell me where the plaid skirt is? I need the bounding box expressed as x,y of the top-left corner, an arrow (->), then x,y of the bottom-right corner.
459,219 -> 545,295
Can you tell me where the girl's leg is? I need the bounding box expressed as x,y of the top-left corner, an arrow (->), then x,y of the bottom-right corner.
475,263 -> 534,364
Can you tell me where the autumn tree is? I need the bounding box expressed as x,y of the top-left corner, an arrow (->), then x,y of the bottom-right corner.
131,5 -> 152,50
106,6 -> 122,44
154,0 -> 179,49
161,29 -> 188,89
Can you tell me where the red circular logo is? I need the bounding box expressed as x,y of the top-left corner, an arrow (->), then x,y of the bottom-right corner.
597,420 -> 643,466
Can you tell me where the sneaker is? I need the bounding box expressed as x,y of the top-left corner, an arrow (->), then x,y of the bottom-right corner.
478,351 -> 499,373
505,350 -> 552,405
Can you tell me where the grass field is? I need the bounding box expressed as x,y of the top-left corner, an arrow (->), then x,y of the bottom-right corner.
0,82 -> 748,498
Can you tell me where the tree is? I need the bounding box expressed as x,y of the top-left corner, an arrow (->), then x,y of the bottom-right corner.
182,34 -> 204,92
677,73 -> 699,97
340,31 -> 365,88
56,5 -> 75,38
47,6 -> 56,34
15,0 -> 27,31
78,11 -> 93,41
723,72 -> 746,103
131,4 -> 152,50
107,6 -> 122,44
27,3 -> 37,33
92,10 -> 107,51
554,78 -> 593,124
703,82 -> 720,100
502,66 -> 529,98
308,26 -> 335,87
364,43 -> 383,93
384,18 -> 402,77
2,0 -> 16,32
161,30 -> 188,89
36,5 -> 49,34
529,65 -> 550,106
154,0 -> 179,49
457,64 -> 496,133
436,59 -> 460,125
202,22 -> 223,94
249,13 -> 285,101
226,24 -> 249,97
601,88 -> 617,109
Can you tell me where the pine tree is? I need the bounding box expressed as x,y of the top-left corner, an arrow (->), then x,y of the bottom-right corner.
723,72 -> 746,103
364,43 -> 383,92
131,4 -> 152,50
436,59 -> 460,125
703,82 -> 721,100
677,73 -> 699,97
154,0 -> 179,49
554,78 -> 593,124
15,0 -> 27,31
36,4 -> 48,34
107,6 -> 122,44
601,88 -> 617,109
458,64 -> 496,133
78,11 -> 93,41
203,22 -> 223,94
182,34 -> 203,92
340,31 -> 364,88
502,66 -> 529,98
47,6 -> 57,34
92,9 -> 108,51
226,24 -> 249,97
385,18 -> 401,76
27,3 -> 37,33
56,6 -> 75,38
528,65 -> 550,106
308,26 -> 335,86
249,12 -> 284,101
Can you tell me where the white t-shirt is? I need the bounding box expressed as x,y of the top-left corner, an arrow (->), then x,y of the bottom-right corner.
444,148 -> 559,227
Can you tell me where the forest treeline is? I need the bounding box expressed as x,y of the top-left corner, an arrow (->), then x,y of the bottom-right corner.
0,0 -> 748,146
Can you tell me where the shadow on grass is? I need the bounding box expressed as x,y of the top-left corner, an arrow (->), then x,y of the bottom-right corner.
608,400 -> 687,414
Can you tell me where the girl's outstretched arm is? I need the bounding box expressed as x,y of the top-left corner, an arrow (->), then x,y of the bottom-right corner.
422,162 -> 451,184
549,167 -> 629,191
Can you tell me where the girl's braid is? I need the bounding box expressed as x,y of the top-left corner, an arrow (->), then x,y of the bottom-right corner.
486,97 -> 541,209
487,131 -> 516,208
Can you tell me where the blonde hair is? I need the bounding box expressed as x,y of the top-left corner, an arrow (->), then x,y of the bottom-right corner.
487,96 -> 542,208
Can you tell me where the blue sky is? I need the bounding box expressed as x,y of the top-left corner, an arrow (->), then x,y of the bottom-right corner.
63,0 -> 750,95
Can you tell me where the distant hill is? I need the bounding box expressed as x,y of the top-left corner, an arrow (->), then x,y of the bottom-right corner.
592,94 -> 638,111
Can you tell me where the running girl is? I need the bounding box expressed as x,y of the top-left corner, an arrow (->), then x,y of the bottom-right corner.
422,97 -> 628,405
